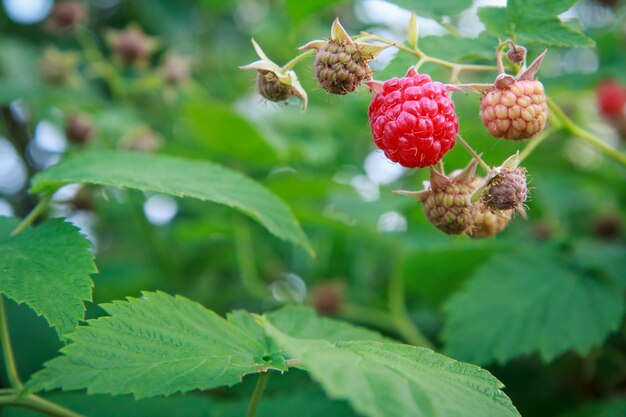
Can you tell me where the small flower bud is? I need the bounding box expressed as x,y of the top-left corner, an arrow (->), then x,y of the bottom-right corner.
506,45 -> 527,65
66,114 -> 93,145
38,47 -> 80,85
311,281 -> 345,316
160,53 -> 191,86
46,0 -> 87,33
106,25 -> 158,67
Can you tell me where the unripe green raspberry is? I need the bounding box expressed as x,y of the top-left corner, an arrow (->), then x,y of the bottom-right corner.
468,202 -> 512,238
421,183 -> 474,234
480,79 -> 547,140
301,19 -> 387,96
315,40 -> 370,95
482,167 -> 528,211
257,70 -> 294,102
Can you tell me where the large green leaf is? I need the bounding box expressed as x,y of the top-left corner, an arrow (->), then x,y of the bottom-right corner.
478,0 -> 594,48
0,218 -> 96,338
262,317 -> 520,417
31,151 -> 313,255
27,292 -> 286,398
442,249 -> 625,365
392,0 -> 473,19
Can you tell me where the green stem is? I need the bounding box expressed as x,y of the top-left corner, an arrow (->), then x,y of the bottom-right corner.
247,372 -> 270,417
519,128 -> 555,163
387,262 -> 434,350
356,33 -> 497,75
233,219 -> 266,298
548,98 -> 626,167
281,49 -> 315,72
455,135 -> 491,173
75,29 -> 125,100
0,394 -> 85,417
0,297 -> 21,389
10,193 -> 52,237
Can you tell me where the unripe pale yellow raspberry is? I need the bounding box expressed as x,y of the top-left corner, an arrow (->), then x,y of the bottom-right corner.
480,79 -> 547,140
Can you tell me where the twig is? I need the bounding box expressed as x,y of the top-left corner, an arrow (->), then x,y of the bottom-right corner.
455,135 -> 491,173
247,372 -> 270,417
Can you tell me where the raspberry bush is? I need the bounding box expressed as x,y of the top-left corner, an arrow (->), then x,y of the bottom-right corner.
0,2 -> 625,417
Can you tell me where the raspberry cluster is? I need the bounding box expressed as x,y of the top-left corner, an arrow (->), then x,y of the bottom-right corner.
241,21 -> 551,237
368,68 -> 458,168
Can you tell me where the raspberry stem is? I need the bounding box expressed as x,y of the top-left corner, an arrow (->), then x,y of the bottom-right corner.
456,135 -> 491,173
548,98 -> 626,167
355,33 -> 498,77
281,49 -> 315,72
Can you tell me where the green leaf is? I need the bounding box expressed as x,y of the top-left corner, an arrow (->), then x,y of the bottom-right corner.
31,151 -> 313,255
286,0 -> 341,23
0,218 -> 96,338
27,292 -> 286,398
261,317 -> 520,417
560,399 -> 626,417
392,0 -> 473,19
478,0 -> 594,48
442,249 -> 625,365
171,102 -> 279,168
266,305 -> 388,342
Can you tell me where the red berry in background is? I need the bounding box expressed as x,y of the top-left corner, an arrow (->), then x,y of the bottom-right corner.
368,67 -> 458,168
596,79 -> 626,117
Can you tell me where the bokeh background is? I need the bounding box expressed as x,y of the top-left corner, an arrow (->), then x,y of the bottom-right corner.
1,0 -> 625,416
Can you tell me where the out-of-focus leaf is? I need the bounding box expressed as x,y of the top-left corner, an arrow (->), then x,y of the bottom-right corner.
286,0 -> 344,23
0,218 -> 96,338
172,102 -> 279,168
478,0 -> 594,47
5,389 -> 355,417
560,399 -> 626,417
395,0 -> 473,19
31,151 -> 313,255
402,241 -> 510,306
443,248 -> 625,365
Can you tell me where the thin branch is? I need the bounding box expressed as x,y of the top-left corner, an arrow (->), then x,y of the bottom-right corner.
455,135 -> 491,173
10,192 -> 52,237
548,98 -> 626,167
0,298 -> 21,389
247,372 -> 270,417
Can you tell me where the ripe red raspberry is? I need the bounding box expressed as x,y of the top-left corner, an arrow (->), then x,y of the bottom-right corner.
368,67 -> 458,168
596,79 -> 626,117
480,77 -> 547,140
